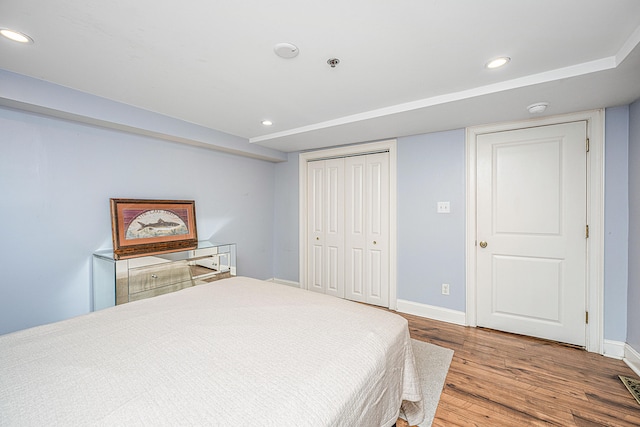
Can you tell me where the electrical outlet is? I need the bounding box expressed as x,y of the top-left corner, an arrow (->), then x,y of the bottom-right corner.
441,283 -> 450,295
437,201 -> 451,214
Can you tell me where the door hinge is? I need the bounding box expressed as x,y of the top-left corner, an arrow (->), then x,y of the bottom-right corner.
586,224 -> 589,239
586,311 -> 589,324
586,138 -> 590,153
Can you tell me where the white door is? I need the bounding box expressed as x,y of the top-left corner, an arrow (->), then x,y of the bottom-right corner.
307,159 -> 345,297
476,121 -> 587,346
345,152 -> 390,306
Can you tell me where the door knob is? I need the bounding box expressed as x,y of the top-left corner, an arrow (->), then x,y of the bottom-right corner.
373,241 -> 377,245
479,241 -> 488,248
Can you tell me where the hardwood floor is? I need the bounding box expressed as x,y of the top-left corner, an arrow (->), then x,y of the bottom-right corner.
397,312 -> 640,426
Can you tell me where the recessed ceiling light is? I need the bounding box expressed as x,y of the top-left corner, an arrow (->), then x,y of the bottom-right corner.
0,28 -> 34,44
485,56 -> 510,69
261,120 -> 273,126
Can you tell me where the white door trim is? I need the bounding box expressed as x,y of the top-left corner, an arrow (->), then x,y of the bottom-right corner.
299,139 -> 398,309
465,109 -> 604,354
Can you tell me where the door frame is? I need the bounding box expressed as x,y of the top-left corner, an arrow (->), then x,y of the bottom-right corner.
465,109 -> 604,354
299,139 -> 398,309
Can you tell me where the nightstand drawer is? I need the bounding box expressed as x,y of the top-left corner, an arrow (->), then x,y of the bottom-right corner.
128,262 -> 192,294
129,280 -> 194,302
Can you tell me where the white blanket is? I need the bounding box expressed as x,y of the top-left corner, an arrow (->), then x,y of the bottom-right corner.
0,277 -> 424,426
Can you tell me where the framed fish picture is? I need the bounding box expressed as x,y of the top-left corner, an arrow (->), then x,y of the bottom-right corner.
110,198 -> 198,259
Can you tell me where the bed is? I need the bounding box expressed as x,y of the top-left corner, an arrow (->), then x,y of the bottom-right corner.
0,276 -> 424,426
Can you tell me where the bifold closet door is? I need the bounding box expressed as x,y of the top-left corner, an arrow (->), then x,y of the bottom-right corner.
344,152 -> 390,306
307,158 -> 345,298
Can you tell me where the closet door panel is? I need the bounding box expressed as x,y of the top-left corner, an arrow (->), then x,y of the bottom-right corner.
365,153 -> 389,306
310,245 -> 323,293
348,247 -> 365,301
324,159 -> 344,298
307,152 -> 389,307
307,161 -> 325,293
368,249 -> 383,299
345,156 -> 367,302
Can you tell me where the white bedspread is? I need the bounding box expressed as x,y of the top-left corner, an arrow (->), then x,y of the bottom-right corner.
0,277 -> 424,426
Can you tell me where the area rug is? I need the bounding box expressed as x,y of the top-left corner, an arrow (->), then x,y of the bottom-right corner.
400,339 -> 454,427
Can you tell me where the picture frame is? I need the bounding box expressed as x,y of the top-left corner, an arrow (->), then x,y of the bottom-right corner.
110,198 -> 198,259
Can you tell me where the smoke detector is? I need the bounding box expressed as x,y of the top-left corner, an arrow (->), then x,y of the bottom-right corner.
274,43 -> 299,59
527,102 -> 549,114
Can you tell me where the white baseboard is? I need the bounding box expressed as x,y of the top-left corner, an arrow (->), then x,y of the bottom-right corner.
268,278 -> 301,288
624,343 -> 640,377
603,339 -> 625,359
396,299 -> 466,326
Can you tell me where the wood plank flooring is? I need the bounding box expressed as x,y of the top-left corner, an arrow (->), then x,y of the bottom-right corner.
396,312 -> 640,426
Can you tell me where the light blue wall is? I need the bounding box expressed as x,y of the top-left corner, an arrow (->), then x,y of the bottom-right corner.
273,152 -> 299,281
0,69 -> 286,162
2,70 -> 636,348
604,106 -> 630,342
628,99 -> 640,350
393,117 -> 636,335
0,106 -> 276,335
274,120 -> 634,336
397,130 -> 466,311
273,131 -> 468,311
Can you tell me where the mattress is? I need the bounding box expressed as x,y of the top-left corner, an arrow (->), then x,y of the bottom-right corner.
0,276 -> 424,426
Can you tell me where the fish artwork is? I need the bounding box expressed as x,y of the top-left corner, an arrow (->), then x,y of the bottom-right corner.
124,209 -> 189,240
137,218 -> 180,232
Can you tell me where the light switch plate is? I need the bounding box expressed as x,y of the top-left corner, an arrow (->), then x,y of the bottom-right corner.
437,201 -> 451,213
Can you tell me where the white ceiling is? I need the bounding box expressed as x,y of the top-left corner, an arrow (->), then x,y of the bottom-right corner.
1,0 -> 640,153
